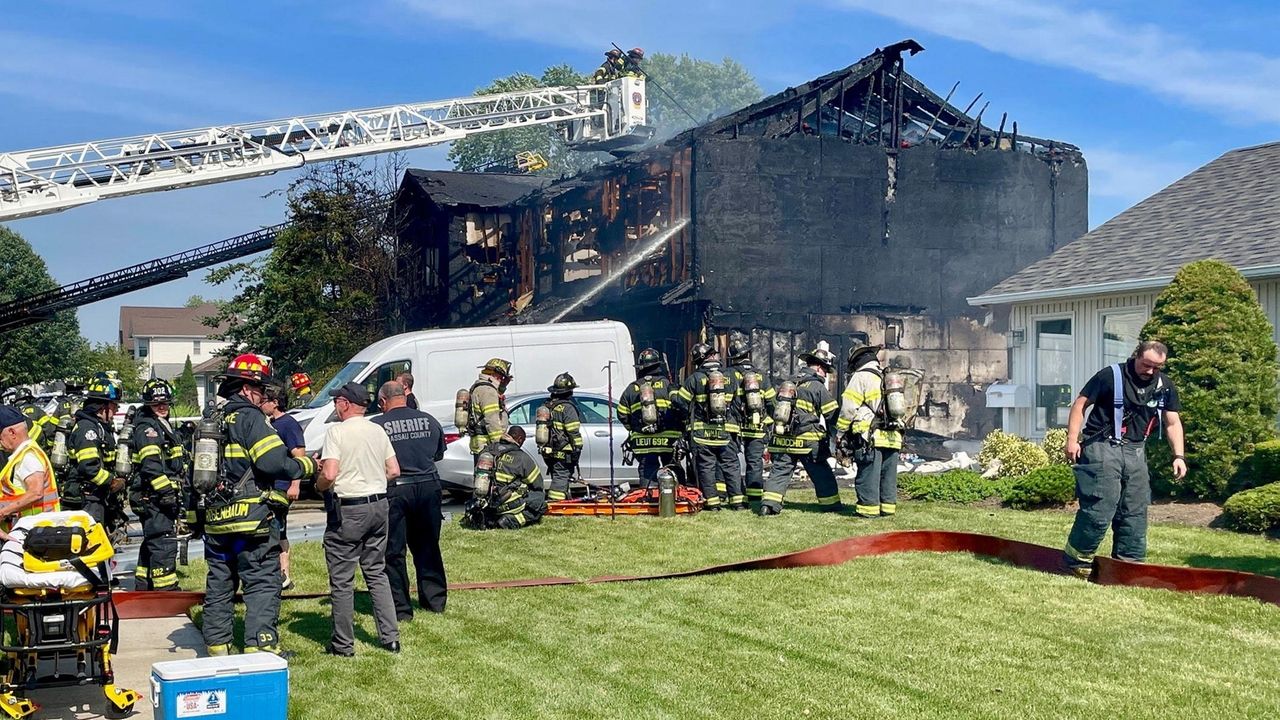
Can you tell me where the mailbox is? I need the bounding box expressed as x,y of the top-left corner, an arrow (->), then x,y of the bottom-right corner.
986,383 -> 1032,408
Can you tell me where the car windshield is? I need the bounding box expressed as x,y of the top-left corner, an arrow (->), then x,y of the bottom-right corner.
307,362 -> 368,409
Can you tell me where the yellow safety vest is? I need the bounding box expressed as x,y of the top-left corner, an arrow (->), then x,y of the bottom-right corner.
0,441 -> 61,526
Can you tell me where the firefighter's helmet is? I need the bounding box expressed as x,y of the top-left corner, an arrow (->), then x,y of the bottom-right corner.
727,337 -> 750,363
85,372 -> 122,402
0,388 -> 16,405
479,358 -> 513,381
635,348 -> 663,373
628,47 -> 645,59
290,372 -> 313,394
218,353 -> 272,384
691,343 -> 717,366
846,342 -> 884,373
63,377 -> 86,394
548,372 -> 578,395
799,345 -> 837,372
606,48 -> 623,59
141,378 -> 175,405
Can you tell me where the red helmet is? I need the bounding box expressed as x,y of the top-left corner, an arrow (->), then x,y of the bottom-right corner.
219,353 -> 272,384
290,372 -> 313,394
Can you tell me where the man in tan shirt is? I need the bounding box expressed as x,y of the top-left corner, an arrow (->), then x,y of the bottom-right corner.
318,382 -> 401,656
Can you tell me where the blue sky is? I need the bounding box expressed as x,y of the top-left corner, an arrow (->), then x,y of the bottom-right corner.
3,0 -> 1278,344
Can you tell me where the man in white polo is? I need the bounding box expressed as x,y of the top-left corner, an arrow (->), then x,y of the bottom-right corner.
317,382 -> 401,656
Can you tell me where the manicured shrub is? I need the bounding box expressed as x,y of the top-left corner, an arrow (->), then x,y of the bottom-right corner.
1231,439 -> 1280,494
1141,260 -> 1280,500
1222,482 -> 1280,533
1040,428 -> 1070,465
900,470 -> 1000,504
978,430 -> 1049,478
1003,465 -> 1076,510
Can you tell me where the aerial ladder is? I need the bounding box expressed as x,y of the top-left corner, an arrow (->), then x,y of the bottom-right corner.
0,77 -> 651,222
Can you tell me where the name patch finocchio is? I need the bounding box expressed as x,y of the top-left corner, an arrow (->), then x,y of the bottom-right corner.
381,416 -> 436,442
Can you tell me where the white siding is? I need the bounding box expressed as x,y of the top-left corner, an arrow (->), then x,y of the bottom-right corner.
1006,279 -> 1280,438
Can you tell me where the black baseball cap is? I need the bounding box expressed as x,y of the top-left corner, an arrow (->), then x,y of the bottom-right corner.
328,382 -> 370,406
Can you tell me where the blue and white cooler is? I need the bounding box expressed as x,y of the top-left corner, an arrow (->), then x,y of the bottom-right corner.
151,654 -> 289,720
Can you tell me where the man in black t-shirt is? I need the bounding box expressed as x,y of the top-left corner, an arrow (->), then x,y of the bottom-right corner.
1061,340 -> 1187,577
373,380 -> 447,619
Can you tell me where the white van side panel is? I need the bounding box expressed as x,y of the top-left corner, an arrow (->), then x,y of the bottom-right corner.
419,339 -> 514,420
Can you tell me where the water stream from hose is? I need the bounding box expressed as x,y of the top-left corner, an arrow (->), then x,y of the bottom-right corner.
549,218 -> 689,323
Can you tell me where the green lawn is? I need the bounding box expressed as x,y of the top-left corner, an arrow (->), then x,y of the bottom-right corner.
181,496 -> 1280,719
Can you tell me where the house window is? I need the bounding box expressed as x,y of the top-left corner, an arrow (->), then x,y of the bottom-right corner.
193,340 -> 202,355
1034,318 -> 1073,431
136,340 -> 149,359
1101,311 -> 1145,367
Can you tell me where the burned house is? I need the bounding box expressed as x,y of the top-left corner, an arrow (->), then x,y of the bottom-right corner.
393,41 -> 1088,438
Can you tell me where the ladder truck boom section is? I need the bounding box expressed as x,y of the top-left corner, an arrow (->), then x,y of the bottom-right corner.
0,78 -> 649,221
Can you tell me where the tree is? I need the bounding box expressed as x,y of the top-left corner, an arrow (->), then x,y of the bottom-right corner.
204,157 -> 405,377
447,65 -> 597,176
174,356 -> 198,407
0,227 -> 86,385
78,342 -> 146,398
1140,260 -> 1279,500
447,54 -> 763,174
641,53 -> 762,136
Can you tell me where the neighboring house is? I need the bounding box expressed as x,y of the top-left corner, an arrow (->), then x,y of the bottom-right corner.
191,356 -> 226,412
969,141 -> 1280,439
118,304 -> 229,407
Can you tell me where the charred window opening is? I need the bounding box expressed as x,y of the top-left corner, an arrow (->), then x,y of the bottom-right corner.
883,318 -> 903,349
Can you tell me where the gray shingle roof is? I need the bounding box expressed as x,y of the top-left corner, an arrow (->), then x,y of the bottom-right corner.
971,141 -> 1280,304
404,170 -> 552,208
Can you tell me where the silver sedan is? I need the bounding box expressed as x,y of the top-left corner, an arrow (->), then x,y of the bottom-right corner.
438,392 -> 640,493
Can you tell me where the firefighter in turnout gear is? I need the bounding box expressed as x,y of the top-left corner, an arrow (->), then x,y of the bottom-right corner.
539,373 -> 583,502
62,373 -> 124,527
618,349 -> 681,488
674,343 -> 742,510
761,345 -> 841,515
129,379 -> 186,590
592,48 -> 627,83
727,338 -> 775,507
12,389 -> 53,452
464,426 -> 546,530
202,354 -> 317,656
837,343 -> 902,517
465,358 -> 512,458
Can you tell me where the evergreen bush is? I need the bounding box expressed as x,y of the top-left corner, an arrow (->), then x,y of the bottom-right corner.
1003,465 -> 1076,510
1222,482 -> 1280,533
1140,260 -> 1279,500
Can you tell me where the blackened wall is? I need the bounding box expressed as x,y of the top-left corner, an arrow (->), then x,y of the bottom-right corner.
693,137 -> 1088,316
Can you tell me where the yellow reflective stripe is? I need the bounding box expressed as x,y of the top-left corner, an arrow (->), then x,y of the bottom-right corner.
495,472 -> 515,482
527,466 -> 542,482
205,521 -> 264,534
480,404 -> 501,413
816,495 -> 841,506
836,417 -> 853,432
248,434 -> 284,460
762,491 -> 784,502
855,504 -> 880,516
730,495 -> 745,504
841,387 -> 864,403
862,389 -> 883,401
745,488 -> 764,497
820,401 -> 838,415
880,503 -> 897,515
167,447 -> 185,459
73,447 -> 100,461
563,422 -> 581,430
150,475 -> 174,491
90,468 -> 111,486
547,490 -> 567,501
152,571 -> 179,588
795,399 -> 815,412
714,482 -> 727,493
136,445 -> 162,459
224,444 -> 249,459
655,399 -> 673,408
1063,543 -> 1094,563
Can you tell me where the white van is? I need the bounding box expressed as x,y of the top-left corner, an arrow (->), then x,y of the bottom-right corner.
290,320 -> 637,452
